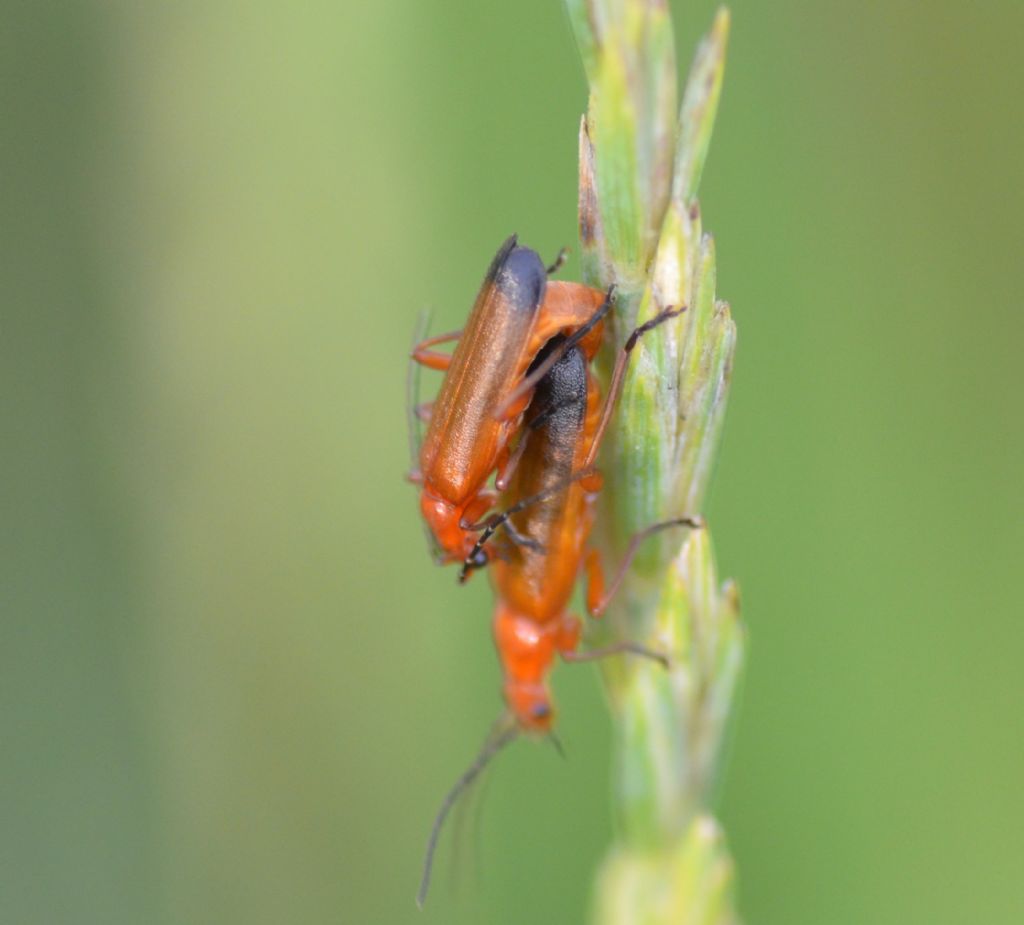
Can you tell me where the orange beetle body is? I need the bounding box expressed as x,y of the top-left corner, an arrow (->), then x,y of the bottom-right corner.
488,342 -> 604,732
412,236 -> 607,566
417,307 -> 693,906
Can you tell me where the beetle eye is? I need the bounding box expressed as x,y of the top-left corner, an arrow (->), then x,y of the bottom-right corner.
531,703 -> 551,719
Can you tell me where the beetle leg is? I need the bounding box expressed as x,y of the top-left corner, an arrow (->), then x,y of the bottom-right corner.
556,610 -> 666,667
582,304 -> 687,468
553,614 -> 582,656
459,491 -> 499,531
494,389 -> 532,423
495,436 -> 528,490
588,516 -> 704,618
502,520 -> 544,553
411,350 -> 452,371
562,640 -> 669,669
545,246 -> 569,276
584,548 -> 606,617
411,328 -> 463,370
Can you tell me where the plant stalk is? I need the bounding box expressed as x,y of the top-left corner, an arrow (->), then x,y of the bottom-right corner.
565,2 -> 744,921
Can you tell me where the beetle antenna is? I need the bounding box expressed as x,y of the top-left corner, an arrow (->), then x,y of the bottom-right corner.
417,722 -> 519,908
407,310 -> 447,562
406,309 -> 431,470
458,466 -> 597,583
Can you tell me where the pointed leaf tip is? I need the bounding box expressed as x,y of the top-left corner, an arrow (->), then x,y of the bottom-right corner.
674,9 -> 730,202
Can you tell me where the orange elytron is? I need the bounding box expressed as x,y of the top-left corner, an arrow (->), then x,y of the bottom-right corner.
410,235 -> 610,568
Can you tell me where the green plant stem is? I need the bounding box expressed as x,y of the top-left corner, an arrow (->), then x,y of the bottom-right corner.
566,2 -> 744,922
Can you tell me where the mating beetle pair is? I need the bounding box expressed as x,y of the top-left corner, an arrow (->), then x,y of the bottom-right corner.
409,237 -> 699,905
410,234 -> 693,732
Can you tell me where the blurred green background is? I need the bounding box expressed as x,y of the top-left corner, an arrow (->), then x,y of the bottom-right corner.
4,1 -> 1023,923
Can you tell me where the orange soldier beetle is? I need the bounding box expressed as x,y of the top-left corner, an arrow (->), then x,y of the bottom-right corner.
417,308 -> 701,906
409,235 -> 612,569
